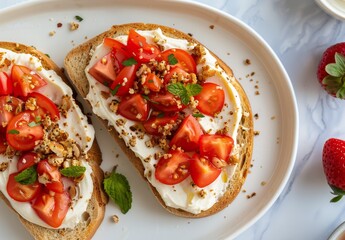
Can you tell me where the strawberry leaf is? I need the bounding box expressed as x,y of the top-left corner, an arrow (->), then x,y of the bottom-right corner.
335,52 -> 345,73
331,195 -> 343,203
329,185 -> 345,202
326,63 -> 344,77
336,85 -> 345,99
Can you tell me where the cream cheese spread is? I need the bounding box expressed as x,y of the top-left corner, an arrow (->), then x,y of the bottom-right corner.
0,48 -> 94,229
85,29 -> 242,214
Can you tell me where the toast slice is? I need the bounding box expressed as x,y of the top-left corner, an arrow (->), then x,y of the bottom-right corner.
0,42 -> 107,239
64,23 -> 253,218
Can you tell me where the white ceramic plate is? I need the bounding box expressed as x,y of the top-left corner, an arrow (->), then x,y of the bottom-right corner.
316,0 -> 345,21
0,0 -> 298,239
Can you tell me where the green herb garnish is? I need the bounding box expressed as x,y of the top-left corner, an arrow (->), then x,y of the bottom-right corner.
168,54 -> 178,65
28,121 -> 41,127
75,15 -> 83,22
111,84 -> 121,96
103,168 -> 132,214
122,57 -> 137,66
15,166 -> 37,185
167,82 -> 202,105
192,113 -> 205,118
60,166 -> 86,178
8,129 -> 19,135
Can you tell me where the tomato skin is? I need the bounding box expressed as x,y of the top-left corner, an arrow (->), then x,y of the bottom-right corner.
17,152 -> 39,172
11,65 -> 47,97
160,49 -> 197,73
111,47 -> 132,74
0,95 -> 23,132
190,154 -> 221,188
194,82 -> 225,116
37,160 -> 64,193
127,29 -> 160,63
28,92 -> 60,120
32,190 -> 71,228
117,94 -> 149,122
143,73 -> 162,92
88,53 -> 117,86
163,67 -> 189,85
143,113 -> 178,136
0,135 -> 6,154
0,72 -> 13,96
7,173 -> 42,202
170,115 -> 203,152
6,111 -> 44,151
110,64 -> 139,97
104,37 -> 127,50
155,150 -> 191,185
199,134 -> 234,163
148,91 -> 186,112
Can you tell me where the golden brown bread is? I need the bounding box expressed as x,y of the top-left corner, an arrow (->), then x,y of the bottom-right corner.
0,42 -> 107,239
64,23 -> 253,218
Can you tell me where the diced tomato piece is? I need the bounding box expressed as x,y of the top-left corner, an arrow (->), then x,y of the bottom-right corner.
190,154 -> 221,188
111,47 -> 132,73
32,190 -> 71,228
127,29 -> 160,63
199,134 -> 234,163
11,65 -> 46,97
28,92 -> 60,120
148,91 -> 186,112
117,94 -> 149,122
0,135 -> 6,154
110,64 -> 139,96
155,150 -> 191,185
88,53 -> 117,86
37,160 -> 64,193
143,73 -> 162,92
0,95 -> 23,133
163,67 -> 189,85
104,37 -> 127,50
0,72 -> 13,96
195,82 -> 225,116
143,113 -> 178,136
170,115 -> 203,152
17,152 -> 39,172
159,49 -> 197,73
7,173 -> 41,202
6,111 -> 43,151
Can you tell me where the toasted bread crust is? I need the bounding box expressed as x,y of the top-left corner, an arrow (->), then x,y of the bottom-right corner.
64,23 -> 253,218
0,42 -> 107,239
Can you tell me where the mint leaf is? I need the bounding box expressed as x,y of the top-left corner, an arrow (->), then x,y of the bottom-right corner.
60,166 -> 86,178
103,170 -> 132,214
168,54 -> 178,65
167,82 -> 186,96
186,83 -> 202,96
167,83 -> 202,105
122,57 -> 137,66
15,166 -> 37,185
8,129 -> 19,135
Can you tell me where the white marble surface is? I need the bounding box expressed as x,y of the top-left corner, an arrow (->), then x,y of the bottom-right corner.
1,0 -> 345,239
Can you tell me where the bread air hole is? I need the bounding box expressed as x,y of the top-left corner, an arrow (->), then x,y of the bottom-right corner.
82,211 -> 91,226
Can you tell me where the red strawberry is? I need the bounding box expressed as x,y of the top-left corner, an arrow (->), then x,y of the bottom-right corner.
317,42 -> 345,99
322,138 -> 345,202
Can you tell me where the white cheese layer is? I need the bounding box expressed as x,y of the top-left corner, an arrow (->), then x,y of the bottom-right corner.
0,48 -> 95,229
85,29 -> 242,214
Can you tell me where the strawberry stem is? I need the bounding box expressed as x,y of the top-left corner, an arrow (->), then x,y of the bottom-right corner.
330,185 -> 345,203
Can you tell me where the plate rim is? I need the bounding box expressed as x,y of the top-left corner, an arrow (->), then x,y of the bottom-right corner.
0,0 -> 299,239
